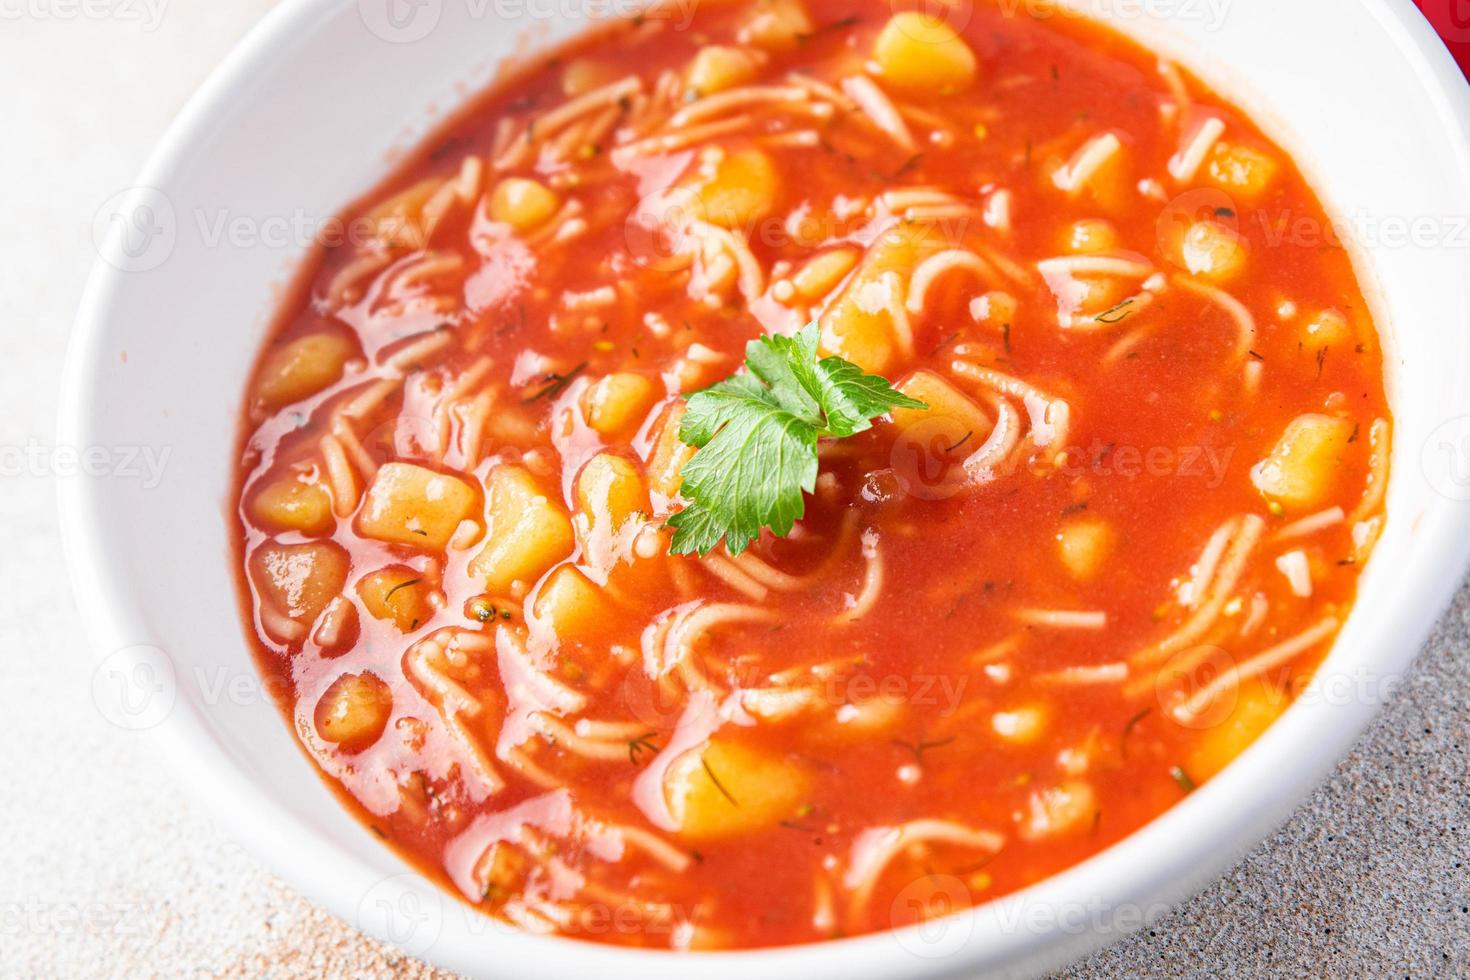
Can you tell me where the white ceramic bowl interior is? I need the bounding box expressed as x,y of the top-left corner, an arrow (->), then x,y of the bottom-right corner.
61,0 -> 1470,977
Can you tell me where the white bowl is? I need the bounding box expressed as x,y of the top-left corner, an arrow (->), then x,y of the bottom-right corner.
60,0 -> 1470,976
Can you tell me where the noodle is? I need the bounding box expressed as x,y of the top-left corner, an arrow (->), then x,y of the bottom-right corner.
1131,514 -> 1266,670
1171,274 -> 1257,365
1171,617 -> 1340,723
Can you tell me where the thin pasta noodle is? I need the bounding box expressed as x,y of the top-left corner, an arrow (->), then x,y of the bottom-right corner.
698,552 -> 771,601
1273,506 -> 1346,542
1131,514 -> 1266,669
842,75 -> 917,151
1348,418 -> 1391,524
1171,617 -> 1341,723
1015,608 -> 1108,630
669,84 -> 810,128
530,712 -> 631,762
1036,662 -> 1129,685
844,820 -> 1004,921
834,529 -> 882,623
1053,132 -> 1123,193
612,114 -> 756,163
319,433 -> 361,517
1171,274 -> 1257,365
1168,115 -> 1226,183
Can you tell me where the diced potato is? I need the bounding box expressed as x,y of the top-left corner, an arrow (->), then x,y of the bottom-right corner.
890,369 -> 991,438
814,694 -> 906,745
738,0 -> 812,51
664,739 -> 808,840
582,373 -> 658,438
357,566 -> 432,632
973,290 -> 1018,328
1057,518 -> 1116,580
468,465 -> 575,593
253,333 -> 355,410
364,178 -> 440,248
819,227 -> 938,374
562,57 -> 616,96
576,453 -> 649,531
1304,308 -> 1352,348
1063,218 -> 1120,254
249,474 -> 334,536
314,672 -> 392,752
1177,219 -> 1247,281
991,703 -> 1049,745
821,278 -> 901,374
791,248 -> 858,300
690,148 -> 779,230
532,564 -> 612,642
476,842 -> 529,905
1186,679 -> 1284,780
1019,780 -> 1097,840
250,541 -> 350,634
871,13 -> 979,94
358,462 -> 477,550
488,177 -> 561,233
686,46 -> 763,95
1251,413 -> 1355,510
646,402 -> 697,501
1050,134 -> 1131,213
1204,141 -> 1279,200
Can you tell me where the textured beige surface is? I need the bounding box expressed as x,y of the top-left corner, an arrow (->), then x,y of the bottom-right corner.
2,4 -> 1466,977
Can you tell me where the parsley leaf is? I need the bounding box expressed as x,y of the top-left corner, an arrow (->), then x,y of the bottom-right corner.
667,323 -> 925,556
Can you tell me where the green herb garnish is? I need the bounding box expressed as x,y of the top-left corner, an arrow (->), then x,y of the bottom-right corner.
667,323 -> 925,556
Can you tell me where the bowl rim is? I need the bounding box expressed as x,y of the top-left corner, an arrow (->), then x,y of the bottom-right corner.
58,1 -> 1470,977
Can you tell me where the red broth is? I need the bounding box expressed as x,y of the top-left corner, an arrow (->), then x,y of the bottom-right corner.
233,0 -> 1391,950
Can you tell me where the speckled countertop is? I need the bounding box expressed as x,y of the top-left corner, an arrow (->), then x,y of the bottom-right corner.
2,5 -> 1465,977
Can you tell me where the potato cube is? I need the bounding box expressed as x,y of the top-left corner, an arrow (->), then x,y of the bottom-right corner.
1019,780 -> 1097,840
1251,413 -> 1355,510
576,453 -> 649,531
646,403 -> 697,501
1063,218 -> 1120,254
690,148 -> 779,230
791,248 -> 858,300
1057,518 -> 1116,581
314,671 -> 392,752
664,739 -> 808,840
686,46 -> 763,95
468,465 -> 575,593
1186,679 -> 1284,780
992,703 -> 1049,745
249,474 -> 335,536
561,57 -> 616,96
358,462 -> 477,550
820,271 -> 903,374
357,566 -> 432,632
582,372 -> 658,438
1304,308 -> 1352,348
253,333 -> 355,410
1204,141 -> 1279,200
738,0 -> 812,51
1178,219 -> 1247,281
250,541 -> 350,634
872,13 -> 979,94
820,224 -> 945,373
890,369 -> 991,437
488,177 -> 561,233
532,565 -> 612,642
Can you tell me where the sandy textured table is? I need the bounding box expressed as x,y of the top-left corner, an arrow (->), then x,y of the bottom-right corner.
2,4 -> 1466,976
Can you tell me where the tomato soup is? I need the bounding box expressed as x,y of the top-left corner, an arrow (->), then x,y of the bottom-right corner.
233,0 -> 1391,950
